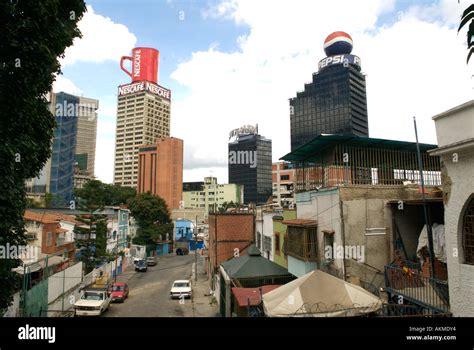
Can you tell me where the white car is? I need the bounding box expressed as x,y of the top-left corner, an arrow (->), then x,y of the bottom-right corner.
74,289 -> 111,316
170,280 -> 192,299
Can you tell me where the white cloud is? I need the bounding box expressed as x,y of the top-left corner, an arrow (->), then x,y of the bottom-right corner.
52,75 -> 82,95
61,5 -> 137,66
172,0 -> 473,182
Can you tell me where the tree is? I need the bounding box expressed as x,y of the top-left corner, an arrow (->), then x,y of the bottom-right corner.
0,0 -> 86,314
458,4 -> 474,63
107,184 -> 137,206
128,193 -> 172,246
218,201 -> 238,213
74,180 -> 108,274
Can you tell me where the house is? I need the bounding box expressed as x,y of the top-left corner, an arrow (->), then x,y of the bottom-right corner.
102,207 -> 130,254
175,219 -> 193,240
429,100 -> 474,317
255,206 -> 276,260
281,134 -> 446,314
272,209 -> 296,269
24,211 -> 75,262
217,244 -> 294,317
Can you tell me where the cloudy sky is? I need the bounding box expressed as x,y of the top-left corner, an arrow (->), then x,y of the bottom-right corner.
54,0 -> 474,184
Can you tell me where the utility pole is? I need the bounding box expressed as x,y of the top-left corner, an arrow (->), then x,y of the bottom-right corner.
414,116 -> 436,278
194,215 -> 198,282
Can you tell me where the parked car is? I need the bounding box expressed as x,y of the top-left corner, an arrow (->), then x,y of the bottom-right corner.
135,259 -> 147,272
146,256 -> 157,266
170,280 -> 192,299
110,282 -> 129,303
74,288 -> 111,316
176,247 -> 189,256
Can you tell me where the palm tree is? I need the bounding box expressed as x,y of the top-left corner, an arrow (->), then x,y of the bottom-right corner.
458,4 -> 474,63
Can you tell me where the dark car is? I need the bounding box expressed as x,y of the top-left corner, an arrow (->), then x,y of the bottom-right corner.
176,248 -> 189,256
135,259 -> 147,272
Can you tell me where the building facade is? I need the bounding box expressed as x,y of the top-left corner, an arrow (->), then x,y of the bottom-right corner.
228,130 -> 272,205
137,137 -> 183,210
290,32 -> 368,151
113,80 -> 171,188
75,96 -> 99,177
272,162 -> 295,208
430,100 -> 474,317
182,177 -> 243,213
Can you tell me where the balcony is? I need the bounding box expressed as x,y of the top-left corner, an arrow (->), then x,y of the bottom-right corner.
282,220 -> 318,262
384,263 -> 449,314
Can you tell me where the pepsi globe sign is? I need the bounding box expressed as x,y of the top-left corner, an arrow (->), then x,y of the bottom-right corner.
324,31 -> 353,56
318,54 -> 361,70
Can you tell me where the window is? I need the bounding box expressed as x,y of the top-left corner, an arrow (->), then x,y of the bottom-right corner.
46,232 -> 53,246
323,230 -> 335,261
263,236 -> 271,255
275,233 -> 280,255
256,232 -> 261,249
463,197 -> 474,265
280,175 -> 290,180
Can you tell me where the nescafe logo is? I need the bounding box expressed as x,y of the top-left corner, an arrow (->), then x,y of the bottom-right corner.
133,49 -> 141,77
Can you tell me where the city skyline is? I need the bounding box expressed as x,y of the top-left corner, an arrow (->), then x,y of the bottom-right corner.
53,0 -> 474,185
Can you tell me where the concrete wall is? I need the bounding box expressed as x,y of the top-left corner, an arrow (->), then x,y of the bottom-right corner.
443,151 -> 474,316
273,209 -> 296,269
432,100 -> 474,316
3,292 -> 21,317
48,262 -> 83,304
261,211 -> 274,261
288,256 -> 317,277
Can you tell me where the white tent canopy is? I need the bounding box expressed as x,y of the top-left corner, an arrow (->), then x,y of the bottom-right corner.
262,270 -> 382,317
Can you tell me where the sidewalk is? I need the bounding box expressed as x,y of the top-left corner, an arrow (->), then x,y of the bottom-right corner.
191,256 -> 219,317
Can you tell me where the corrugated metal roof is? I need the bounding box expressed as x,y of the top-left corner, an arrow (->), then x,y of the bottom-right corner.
232,285 -> 281,307
280,134 -> 438,162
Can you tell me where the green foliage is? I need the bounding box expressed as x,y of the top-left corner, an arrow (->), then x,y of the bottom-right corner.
0,0 -> 86,314
218,201 -> 238,213
128,193 -> 172,246
74,180 -> 136,207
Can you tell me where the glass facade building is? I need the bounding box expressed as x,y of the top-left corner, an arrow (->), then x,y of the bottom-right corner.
228,134 -> 272,205
49,92 -> 79,207
290,56 -> 368,151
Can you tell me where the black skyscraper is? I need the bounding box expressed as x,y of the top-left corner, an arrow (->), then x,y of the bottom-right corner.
290,34 -> 368,151
228,132 -> 272,205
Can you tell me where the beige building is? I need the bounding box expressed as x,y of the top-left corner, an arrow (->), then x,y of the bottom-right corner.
113,81 -> 171,188
75,96 -> 99,176
182,177 -> 243,214
272,161 -> 296,208
429,100 -> 474,317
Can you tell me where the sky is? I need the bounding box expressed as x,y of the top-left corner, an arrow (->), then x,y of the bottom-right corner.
53,0 -> 474,184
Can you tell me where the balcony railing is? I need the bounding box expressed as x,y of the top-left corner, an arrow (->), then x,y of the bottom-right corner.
283,237 -> 318,262
384,264 -> 449,314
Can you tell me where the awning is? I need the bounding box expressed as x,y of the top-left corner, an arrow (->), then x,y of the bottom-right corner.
263,270 -> 382,317
282,219 -> 317,227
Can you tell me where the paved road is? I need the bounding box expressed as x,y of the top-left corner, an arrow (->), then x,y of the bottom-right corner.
104,254 -> 195,317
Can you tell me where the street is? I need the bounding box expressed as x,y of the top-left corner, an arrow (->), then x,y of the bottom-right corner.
104,254 -> 196,317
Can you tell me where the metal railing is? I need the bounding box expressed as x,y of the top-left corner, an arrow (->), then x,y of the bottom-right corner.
384,264 -> 449,314
283,237 -> 318,262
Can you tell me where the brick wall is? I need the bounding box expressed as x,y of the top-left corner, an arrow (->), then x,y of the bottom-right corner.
208,213 -> 255,272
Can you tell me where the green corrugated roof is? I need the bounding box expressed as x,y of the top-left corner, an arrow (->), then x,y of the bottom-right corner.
221,244 -> 290,279
280,134 -> 438,162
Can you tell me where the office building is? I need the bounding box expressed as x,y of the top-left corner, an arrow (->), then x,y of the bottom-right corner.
272,162 -> 295,208
182,177 -> 243,213
228,125 -> 272,205
113,47 -> 171,188
137,137 -> 183,210
75,96 -> 99,176
290,31 -> 368,150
